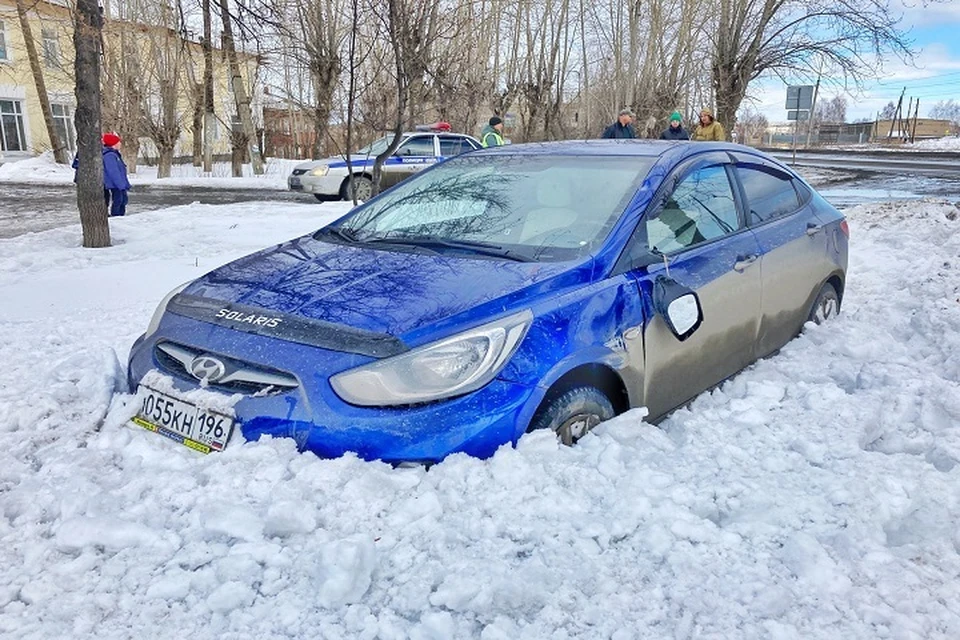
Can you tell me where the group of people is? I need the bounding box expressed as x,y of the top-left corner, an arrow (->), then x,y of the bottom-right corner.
602,107 -> 726,141
479,107 -> 726,147
72,132 -> 131,217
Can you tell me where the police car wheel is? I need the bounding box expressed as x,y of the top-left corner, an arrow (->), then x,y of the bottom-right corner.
340,176 -> 373,202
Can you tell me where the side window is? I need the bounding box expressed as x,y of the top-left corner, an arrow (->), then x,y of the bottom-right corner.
397,136 -> 435,157
736,164 -> 801,224
439,137 -> 466,157
645,164 -> 740,253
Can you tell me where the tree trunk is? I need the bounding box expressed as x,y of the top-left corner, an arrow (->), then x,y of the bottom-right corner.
17,0 -> 68,164
218,0 -> 264,174
202,0 -> 215,172
73,0 -> 110,248
192,83 -> 204,166
158,145 -> 175,178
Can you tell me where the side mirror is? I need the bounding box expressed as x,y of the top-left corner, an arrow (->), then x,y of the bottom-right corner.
653,275 -> 703,341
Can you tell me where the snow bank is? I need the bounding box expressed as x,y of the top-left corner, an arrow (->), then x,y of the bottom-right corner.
0,198 -> 959,638
0,151 -> 302,190
905,136 -> 960,151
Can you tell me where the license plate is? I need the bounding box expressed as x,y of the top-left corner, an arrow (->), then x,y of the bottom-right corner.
131,386 -> 235,454
289,177 -> 302,189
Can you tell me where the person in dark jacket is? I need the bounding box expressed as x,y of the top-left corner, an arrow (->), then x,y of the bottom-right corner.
101,132 -> 131,216
601,108 -> 636,139
660,111 -> 690,140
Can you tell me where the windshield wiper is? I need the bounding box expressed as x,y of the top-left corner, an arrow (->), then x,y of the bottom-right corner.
315,226 -> 361,243
364,236 -> 534,262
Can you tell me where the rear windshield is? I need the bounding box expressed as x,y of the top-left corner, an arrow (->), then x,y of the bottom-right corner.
334,154 -> 653,261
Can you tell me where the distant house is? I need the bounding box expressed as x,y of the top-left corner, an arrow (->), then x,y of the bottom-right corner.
0,0 -> 262,162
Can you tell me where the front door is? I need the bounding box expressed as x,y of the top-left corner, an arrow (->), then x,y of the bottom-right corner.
383,135 -> 437,188
628,158 -> 763,419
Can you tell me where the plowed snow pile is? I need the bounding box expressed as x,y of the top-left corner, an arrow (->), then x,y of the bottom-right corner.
0,198 -> 958,639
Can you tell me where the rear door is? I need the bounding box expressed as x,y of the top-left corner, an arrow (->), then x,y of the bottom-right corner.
731,156 -> 834,356
438,135 -> 477,160
623,153 -> 763,419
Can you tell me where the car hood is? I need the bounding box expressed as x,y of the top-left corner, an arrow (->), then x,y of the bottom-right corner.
178,234 -> 585,347
293,155 -> 381,171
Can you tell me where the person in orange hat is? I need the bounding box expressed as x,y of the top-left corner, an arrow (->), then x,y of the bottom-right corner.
101,132 -> 131,216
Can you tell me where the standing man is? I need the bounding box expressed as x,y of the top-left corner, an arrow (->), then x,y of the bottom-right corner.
660,111 -> 690,140
693,108 -> 726,141
102,132 -> 131,216
481,116 -> 505,147
601,108 -> 636,139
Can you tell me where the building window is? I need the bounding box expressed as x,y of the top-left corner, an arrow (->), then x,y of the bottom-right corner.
0,99 -> 27,152
51,103 -> 76,152
0,20 -> 8,61
42,29 -> 59,69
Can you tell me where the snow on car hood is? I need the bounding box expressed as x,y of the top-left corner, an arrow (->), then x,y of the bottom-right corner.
181,234 -> 582,342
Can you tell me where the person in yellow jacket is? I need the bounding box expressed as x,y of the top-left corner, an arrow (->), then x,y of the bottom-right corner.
693,108 -> 726,141
480,116 -> 505,147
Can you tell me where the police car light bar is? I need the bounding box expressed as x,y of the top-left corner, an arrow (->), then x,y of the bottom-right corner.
414,121 -> 452,132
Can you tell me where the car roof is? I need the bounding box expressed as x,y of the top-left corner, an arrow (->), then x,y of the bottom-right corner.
474,139 -> 747,158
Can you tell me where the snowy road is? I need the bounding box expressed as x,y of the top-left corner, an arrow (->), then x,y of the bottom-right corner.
0,196 -> 958,639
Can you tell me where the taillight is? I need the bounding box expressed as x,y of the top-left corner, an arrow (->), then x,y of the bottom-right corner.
839,220 -> 849,238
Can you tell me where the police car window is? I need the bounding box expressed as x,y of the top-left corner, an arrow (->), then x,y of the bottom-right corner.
439,137 -> 467,156
398,136 -> 435,157
645,164 -> 740,254
736,164 -> 801,224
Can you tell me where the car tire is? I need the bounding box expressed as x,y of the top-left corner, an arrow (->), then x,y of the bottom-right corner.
528,386 -> 615,446
808,282 -> 840,324
340,176 -> 373,202
313,193 -> 339,202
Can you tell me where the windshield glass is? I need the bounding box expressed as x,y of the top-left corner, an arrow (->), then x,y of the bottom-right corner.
354,136 -> 394,157
332,154 -> 652,261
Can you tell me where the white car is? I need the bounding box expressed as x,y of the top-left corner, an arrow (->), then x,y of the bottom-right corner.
288,130 -> 482,201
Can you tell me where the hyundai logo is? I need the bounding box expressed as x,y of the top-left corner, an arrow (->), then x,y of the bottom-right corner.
189,355 -> 226,383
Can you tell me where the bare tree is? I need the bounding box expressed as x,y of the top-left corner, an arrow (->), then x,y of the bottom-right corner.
814,95 -> 847,123
218,0 -> 265,175
139,1 -> 187,178
73,0 -> 110,248
710,0 -> 911,136
16,0 -> 68,163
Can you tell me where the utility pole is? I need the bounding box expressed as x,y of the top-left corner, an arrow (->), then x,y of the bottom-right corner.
805,69 -> 822,147
911,99 -> 920,143
888,87 -> 905,139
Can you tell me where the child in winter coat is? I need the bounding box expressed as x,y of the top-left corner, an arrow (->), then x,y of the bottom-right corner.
101,132 -> 131,216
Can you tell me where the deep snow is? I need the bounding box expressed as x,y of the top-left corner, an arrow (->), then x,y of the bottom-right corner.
0,197 -> 959,639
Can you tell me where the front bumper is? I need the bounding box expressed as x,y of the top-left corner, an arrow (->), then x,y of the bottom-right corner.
288,172 -> 345,196
127,314 -> 538,463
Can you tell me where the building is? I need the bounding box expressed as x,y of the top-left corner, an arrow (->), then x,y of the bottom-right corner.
0,0 -> 262,162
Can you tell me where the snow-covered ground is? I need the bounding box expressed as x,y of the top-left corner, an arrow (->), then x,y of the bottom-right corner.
1,197 -> 959,639
0,151 -> 299,190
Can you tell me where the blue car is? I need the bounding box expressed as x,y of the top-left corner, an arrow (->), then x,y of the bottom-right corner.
127,140 -> 848,463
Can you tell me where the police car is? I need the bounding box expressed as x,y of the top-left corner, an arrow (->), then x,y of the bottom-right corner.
287,123 -> 482,201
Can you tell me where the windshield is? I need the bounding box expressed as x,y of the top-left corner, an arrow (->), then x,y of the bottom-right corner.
329,154 -> 652,262
354,136 -> 395,157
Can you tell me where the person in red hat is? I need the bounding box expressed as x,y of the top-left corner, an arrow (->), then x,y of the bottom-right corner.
101,132 -> 131,216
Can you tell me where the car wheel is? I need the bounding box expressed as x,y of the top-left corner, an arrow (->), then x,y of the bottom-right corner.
808,282 -> 840,324
528,386 -> 615,446
340,176 -> 373,202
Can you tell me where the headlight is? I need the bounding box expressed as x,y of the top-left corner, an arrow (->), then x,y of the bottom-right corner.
145,282 -> 191,338
310,166 -> 329,177
330,310 -> 533,406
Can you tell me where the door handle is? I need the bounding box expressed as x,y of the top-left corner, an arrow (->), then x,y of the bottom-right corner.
733,254 -> 758,272
806,222 -> 824,236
